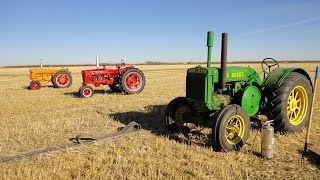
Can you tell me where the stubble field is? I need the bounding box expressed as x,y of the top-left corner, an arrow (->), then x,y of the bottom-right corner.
0,62 -> 319,179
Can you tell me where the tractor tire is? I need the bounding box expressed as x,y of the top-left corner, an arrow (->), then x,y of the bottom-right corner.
212,104 -> 251,151
265,72 -> 312,132
164,97 -> 192,132
79,85 -> 94,98
109,84 -> 122,93
52,71 -> 72,88
119,68 -> 145,94
30,80 -> 41,90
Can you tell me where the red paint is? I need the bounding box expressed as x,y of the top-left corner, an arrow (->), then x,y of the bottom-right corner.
83,88 -> 92,96
125,72 -> 141,90
32,83 -> 39,89
81,65 -> 134,87
56,74 -> 70,86
79,62 -> 145,97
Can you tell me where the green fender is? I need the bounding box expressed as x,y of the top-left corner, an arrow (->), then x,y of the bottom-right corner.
264,68 -> 312,89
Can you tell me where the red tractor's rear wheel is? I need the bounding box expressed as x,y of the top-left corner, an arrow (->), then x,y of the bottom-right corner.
120,68 -> 145,94
79,85 -> 94,98
52,71 -> 72,88
30,80 -> 41,90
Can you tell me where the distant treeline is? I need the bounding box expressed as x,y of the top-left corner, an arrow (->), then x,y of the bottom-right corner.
2,60 -> 320,68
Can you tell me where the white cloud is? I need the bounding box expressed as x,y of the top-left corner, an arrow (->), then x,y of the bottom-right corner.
243,17 -> 320,35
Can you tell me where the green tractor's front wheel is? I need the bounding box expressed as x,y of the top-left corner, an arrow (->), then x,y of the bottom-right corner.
266,72 -> 312,132
165,97 -> 192,132
212,105 -> 251,151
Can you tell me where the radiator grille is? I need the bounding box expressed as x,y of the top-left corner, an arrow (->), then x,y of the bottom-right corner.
186,75 -> 206,101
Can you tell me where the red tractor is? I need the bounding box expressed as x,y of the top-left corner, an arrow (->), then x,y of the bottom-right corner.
78,60 -> 145,98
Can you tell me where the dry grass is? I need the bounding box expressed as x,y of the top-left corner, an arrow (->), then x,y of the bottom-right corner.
0,62 -> 319,179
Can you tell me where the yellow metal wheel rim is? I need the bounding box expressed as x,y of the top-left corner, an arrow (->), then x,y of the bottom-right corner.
225,115 -> 245,144
287,86 -> 308,125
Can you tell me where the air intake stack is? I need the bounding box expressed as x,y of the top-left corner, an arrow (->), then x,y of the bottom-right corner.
207,31 -> 214,68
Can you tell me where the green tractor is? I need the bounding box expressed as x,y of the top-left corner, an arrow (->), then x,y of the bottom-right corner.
165,31 -> 313,151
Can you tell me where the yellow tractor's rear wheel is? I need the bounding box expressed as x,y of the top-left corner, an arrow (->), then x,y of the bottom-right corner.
212,105 -> 251,151
266,72 -> 312,132
52,71 -> 72,88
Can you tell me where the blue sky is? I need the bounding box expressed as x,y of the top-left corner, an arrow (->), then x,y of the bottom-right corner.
0,0 -> 319,66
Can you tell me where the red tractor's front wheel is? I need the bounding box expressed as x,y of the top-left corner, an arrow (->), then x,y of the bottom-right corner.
120,68 -> 145,94
79,85 -> 94,98
30,80 -> 41,90
52,71 -> 72,88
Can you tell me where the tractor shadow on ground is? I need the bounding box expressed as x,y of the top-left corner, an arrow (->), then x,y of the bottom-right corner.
108,105 -> 213,148
22,85 -> 56,90
64,90 -> 118,98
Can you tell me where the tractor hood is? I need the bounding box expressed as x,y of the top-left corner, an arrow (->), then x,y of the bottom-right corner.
187,66 -> 262,85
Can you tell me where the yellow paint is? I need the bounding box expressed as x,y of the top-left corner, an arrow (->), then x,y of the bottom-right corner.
29,68 -> 70,83
230,72 -> 244,78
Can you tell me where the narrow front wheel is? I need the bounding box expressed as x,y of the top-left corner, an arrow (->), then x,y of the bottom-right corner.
79,85 -> 94,98
30,80 -> 41,90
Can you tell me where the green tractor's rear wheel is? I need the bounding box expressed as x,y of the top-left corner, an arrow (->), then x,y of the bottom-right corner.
79,85 -> 94,98
30,80 -> 41,90
52,71 -> 72,88
212,105 -> 251,151
165,97 -> 192,132
266,72 -> 312,132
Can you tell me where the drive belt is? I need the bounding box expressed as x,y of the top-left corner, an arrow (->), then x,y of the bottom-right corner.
0,121 -> 141,163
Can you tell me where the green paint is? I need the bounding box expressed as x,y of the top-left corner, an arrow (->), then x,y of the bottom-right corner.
264,68 -> 312,89
183,31 -> 312,128
207,31 -> 214,68
241,86 -> 261,116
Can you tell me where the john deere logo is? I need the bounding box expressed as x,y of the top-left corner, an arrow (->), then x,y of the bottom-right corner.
188,68 -> 208,74
227,72 -> 244,78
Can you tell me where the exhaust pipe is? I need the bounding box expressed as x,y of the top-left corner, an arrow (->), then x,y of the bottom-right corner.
220,33 -> 228,89
96,54 -> 100,69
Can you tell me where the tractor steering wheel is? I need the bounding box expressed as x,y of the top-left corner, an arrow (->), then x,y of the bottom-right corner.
261,58 -> 279,74
116,59 -> 126,68
121,59 -> 125,67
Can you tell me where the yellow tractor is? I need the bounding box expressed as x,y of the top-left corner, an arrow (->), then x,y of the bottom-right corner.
29,62 -> 72,90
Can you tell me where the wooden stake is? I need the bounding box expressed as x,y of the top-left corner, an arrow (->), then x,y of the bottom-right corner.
303,66 -> 319,158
